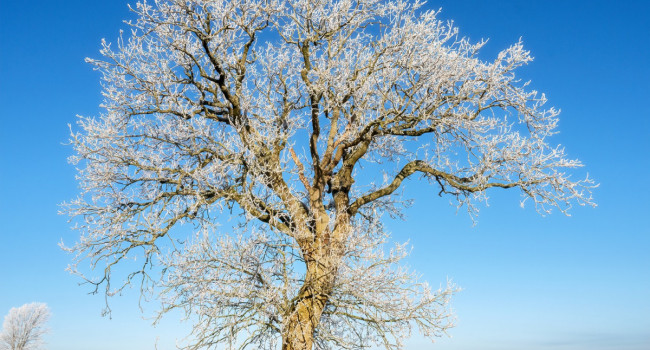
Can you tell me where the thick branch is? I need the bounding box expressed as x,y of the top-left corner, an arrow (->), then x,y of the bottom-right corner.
349,160 -> 520,215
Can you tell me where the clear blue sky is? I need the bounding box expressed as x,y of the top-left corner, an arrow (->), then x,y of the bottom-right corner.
0,1 -> 648,349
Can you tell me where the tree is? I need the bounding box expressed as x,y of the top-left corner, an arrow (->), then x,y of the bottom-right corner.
0,303 -> 50,350
64,0 -> 595,349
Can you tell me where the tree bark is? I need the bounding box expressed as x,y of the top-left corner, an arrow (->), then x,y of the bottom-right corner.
282,174 -> 352,350
282,260 -> 334,350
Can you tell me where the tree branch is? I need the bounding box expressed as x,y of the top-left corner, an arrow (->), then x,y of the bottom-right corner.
349,160 -> 522,215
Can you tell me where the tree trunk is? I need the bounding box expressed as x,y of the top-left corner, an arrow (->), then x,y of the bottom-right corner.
282,258 -> 336,350
282,190 -> 350,350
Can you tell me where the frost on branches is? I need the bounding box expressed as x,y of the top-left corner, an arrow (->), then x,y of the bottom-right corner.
0,303 -> 50,350
63,0 -> 595,349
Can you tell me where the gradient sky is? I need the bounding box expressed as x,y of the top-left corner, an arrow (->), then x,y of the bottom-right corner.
0,1 -> 648,349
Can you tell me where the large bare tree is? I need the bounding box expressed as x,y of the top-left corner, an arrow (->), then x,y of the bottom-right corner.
64,0 -> 594,349
0,303 -> 50,350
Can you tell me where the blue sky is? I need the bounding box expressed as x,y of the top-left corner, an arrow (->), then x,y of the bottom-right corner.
0,1 -> 648,349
